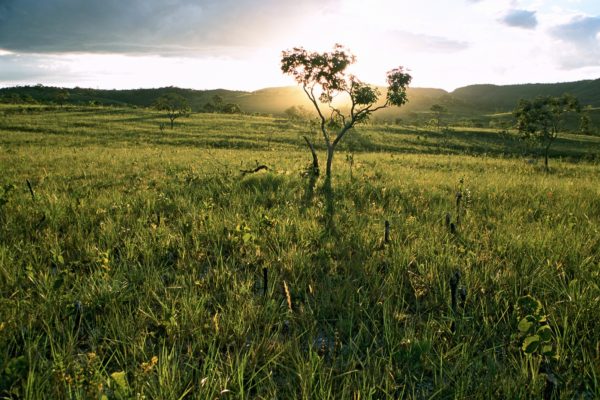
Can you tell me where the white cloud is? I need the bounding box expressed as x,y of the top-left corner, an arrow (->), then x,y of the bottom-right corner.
550,16 -> 600,68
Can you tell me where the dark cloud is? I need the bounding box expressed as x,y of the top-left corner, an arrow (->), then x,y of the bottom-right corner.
550,16 -> 600,68
388,31 -> 469,53
0,0 -> 338,54
500,9 -> 538,29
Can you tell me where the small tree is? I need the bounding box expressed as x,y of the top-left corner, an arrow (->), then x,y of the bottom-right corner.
284,105 -> 311,121
202,95 -> 241,114
212,95 -> 224,110
430,104 -> 447,132
579,106 -> 592,135
221,102 -> 242,114
55,89 -> 70,107
514,94 -> 581,170
203,95 -> 223,113
281,44 -> 411,186
154,93 -> 190,129
203,102 -> 216,113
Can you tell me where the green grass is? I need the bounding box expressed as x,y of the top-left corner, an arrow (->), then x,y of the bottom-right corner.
1,105 -> 599,398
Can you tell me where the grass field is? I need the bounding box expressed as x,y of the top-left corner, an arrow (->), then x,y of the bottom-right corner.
1,105 -> 599,399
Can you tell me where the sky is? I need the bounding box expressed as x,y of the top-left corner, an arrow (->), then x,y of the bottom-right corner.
0,0 -> 599,91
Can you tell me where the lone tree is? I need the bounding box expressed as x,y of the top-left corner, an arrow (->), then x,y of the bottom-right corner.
154,93 -> 191,129
513,94 -> 581,170
430,104 -> 447,132
281,44 -> 411,186
55,89 -> 70,108
579,106 -> 592,135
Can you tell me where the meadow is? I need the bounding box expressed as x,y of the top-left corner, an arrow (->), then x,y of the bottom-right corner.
0,104 -> 599,399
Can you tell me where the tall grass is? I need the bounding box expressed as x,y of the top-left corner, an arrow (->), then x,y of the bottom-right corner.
0,105 -> 599,398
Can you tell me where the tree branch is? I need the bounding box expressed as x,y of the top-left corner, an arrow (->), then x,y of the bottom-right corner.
303,136 -> 320,175
347,84 -> 357,120
331,99 -> 390,147
240,165 -> 269,175
328,105 -> 346,126
332,122 -> 353,147
303,84 -> 330,145
368,101 -> 390,113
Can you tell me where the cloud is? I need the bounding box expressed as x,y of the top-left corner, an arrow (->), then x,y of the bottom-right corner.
387,31 -> 469,53
550,16 -> 600,68
552,15 -> 600,43
500,9 -> 538,29
0,0 -> 338,55
0,53 -> 71,83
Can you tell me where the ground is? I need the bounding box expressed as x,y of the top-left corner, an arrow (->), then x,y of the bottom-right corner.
0,105 -> 599,398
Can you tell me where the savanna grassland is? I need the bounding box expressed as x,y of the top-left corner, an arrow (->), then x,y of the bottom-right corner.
1,104 -> 599,399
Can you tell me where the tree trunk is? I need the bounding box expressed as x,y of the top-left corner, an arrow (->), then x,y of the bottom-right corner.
544,140 -> 552,171
323,145 -> 335,223
170,117 -> 175,129
303,136 -> 319,176
325,145 -> 335,181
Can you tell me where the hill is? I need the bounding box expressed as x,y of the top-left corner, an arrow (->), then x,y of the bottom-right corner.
0,85 -> 247,111
450,79 -> 600,111
1,78 -> 599,121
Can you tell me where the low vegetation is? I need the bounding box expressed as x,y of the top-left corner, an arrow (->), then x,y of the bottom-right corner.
0,105 -> 599,398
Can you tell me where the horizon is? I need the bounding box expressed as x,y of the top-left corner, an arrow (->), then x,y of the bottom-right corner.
1,0 -> 599,91
2,77 -> 599,94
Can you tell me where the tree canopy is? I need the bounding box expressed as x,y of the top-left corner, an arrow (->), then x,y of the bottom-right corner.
430,104 -> 447,131
154,93 -> 191,129
281,44 -> 412,182
514,94 -> 581,170
203,94 -> 242,114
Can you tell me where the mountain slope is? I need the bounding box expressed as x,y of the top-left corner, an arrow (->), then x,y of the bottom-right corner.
450,79 -> 600,111
1,78 -> 599,117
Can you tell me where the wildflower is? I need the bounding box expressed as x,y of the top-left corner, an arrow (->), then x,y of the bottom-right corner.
140,356 -> 158,374
63,373 -> 73,385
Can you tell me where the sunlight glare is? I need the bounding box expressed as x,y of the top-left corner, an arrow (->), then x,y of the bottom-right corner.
54,52 -> 288,91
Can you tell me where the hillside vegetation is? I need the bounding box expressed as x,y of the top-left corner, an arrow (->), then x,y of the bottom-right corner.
0,105 -> 599,398
451,79 -> 600,111
2,78 -> 599,121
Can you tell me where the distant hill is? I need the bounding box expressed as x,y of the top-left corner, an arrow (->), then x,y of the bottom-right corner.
450,79 -> 600,111
231,86 -> 449,116
1,78 -> 599,119
0,85 -> 248,111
